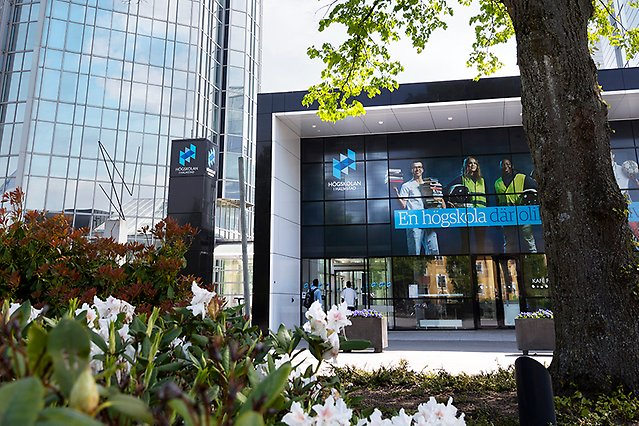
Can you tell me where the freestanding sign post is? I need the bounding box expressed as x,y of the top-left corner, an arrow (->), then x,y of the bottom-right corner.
167,138 -> 218,285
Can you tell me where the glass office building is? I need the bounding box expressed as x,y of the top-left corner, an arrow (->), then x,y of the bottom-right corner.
0,0 -> 260,293
254,68 -> 639,331
595,0 -> 639,68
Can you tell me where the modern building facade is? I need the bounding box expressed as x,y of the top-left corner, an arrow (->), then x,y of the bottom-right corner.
0,0 -> 260,295
254,67 -> 639,331
595,0 -> 639,68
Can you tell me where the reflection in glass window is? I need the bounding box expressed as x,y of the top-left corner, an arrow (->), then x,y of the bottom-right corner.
365,160 -> 389,198
40,69 -> 61,100
522,254 -> 551,311
53,124 -> 72,155
367,199 -> 390,223
49,156 -> 68,177
25,176 -> 47,209
391,256 -> 473,329
33,122 -> 54,153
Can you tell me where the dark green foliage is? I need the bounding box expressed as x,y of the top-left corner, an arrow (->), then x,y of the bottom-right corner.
0,189 -> 196,314
555,388 -> 639,425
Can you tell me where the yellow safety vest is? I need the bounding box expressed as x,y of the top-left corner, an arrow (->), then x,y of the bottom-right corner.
461,176 -> 486,207
495,174 -> 526,205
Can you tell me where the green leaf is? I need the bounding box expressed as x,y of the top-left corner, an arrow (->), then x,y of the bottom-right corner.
105,393 -> 153,424
48,319 -> 91,397
128,315 -> 147,336
241,362 -> 291,414
190,334 -> 208,346
235,410 -> 265,426
160,326 -> 182,347
168,400 -> 196,426
156,361 -> 184,373
340,338 -> 371,351
35,407 -> 103,426
0,377 -> 45,426
27,324 -> 51,377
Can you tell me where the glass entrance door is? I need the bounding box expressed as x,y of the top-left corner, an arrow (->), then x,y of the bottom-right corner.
474,256 -> 521,327
330,258 -> 366,309
497,258 -> 521,326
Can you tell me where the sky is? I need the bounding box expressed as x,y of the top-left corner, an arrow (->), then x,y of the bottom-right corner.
260,0 -> 520,94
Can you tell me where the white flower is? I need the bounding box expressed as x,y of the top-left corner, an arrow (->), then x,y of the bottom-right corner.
390,408 -> 412,426
76,303 -> 97,326
414,397 -> 465,425
326,302 -> 352,332
92,295 -> 135,323
306,301 -> 326,321
170,336 -> 192,356
9,302 -> 42,322
312,396 -> 352,426
366,409 -> 393,426
282,401 -> 313,426
117,323 -> 131,343
303,317 -> 328,340
323,331 -> 340,361
186,282 -> 216,319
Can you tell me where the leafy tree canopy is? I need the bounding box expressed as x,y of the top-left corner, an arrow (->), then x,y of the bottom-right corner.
303,0 -> 639,121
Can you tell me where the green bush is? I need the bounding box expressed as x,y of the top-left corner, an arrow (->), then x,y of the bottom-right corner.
0,189 -> 196,314
0,296 -> 364,425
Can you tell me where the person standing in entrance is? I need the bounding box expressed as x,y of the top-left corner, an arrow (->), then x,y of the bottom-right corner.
494,158 -> 538,253
396,160 -> 446,255
341,281 -> 357,311
310,279 -> 322,304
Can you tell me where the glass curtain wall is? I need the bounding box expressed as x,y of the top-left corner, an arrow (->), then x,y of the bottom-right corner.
0,0 -> 223,237
215,0 -> 260,242
300,120 -> 639,329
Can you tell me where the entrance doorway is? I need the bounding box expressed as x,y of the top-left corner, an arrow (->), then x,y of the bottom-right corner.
330,258 -> 366,310
474,256 -> 521,327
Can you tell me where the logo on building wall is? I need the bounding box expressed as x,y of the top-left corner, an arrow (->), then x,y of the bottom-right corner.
332,149 -> 356,179
179,144 -> 197,166
208,148 -> 216,169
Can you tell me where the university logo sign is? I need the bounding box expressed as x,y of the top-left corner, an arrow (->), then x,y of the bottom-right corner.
208,148 -> 216,169
179,144 -> 197,166
332,149 -> 356,179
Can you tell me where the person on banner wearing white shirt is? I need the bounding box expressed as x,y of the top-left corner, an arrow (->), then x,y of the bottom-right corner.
396,160 -> 446,255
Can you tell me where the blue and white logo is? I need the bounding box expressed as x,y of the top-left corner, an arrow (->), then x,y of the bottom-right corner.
179,144 -> 197,166
208,148 -> 216,169
332,149 -> 356,179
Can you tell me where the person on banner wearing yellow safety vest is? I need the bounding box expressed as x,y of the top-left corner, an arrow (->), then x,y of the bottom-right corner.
446,156 -> 487,208
446,156 -> 488,252
494,158 -> 538,253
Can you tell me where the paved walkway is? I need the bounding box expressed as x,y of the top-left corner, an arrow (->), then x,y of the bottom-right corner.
327,330 -> 553,375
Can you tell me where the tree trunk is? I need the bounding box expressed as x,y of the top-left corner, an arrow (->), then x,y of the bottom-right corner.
504,0 -> 639,393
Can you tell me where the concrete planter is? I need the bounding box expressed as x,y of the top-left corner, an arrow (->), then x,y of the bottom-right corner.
515,318 -> 555,355
345,316 -> 388,353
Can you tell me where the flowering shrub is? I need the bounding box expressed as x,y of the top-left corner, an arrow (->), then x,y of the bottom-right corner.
282,395 -> 465,425
0,284 -> 466,425
515,309 -> 554,319
351,308 -> 384,318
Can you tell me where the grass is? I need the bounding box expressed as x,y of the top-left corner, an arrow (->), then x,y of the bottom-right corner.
329,360 -> 639,425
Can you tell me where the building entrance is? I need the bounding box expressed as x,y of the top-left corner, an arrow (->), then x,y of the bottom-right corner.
474,256 -> 521,328
330,258 -> 366,310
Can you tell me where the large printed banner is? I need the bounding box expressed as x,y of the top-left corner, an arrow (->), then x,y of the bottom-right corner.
394,202 -> 639,229
394,205 -> 541,229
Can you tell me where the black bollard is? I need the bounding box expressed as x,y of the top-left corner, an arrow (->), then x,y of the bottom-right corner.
515,356 -> 557,426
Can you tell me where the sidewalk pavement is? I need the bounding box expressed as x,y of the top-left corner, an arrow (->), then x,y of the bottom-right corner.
327,330 -> 553,375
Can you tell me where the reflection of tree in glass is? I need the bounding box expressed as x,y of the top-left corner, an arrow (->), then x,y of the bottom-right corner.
523,254 -> 549,298
368,257 -> 389,297
445,256 -> 472,296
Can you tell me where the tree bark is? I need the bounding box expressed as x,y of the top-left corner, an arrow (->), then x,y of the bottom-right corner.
504,0 -> 639,393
